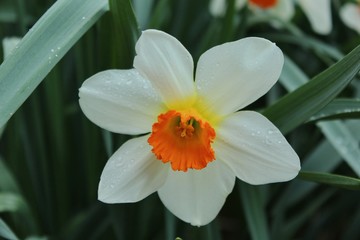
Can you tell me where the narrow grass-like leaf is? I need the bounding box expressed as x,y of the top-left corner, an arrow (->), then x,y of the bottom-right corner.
0,1 -> 16,23
0,0 -> 109,128
0,156 -> 38,234
263,44 -> 360,134
239,182 -> 269,240
0,218 -> 18,240
278,56 -> 360,176
109,0 -> 140,68
309,99 -> 360,121
267,33 -> 344,60
0,193 -> 23,212
133,0 -> 154,29
165,209 -> 176,240
279,55 -> 307,90
274,140 -> 341,212
317,121 -> 360,175
298,171 -> 360,190
274,190 -> 334,240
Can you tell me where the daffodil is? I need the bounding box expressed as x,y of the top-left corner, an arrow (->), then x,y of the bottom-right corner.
209,0 -> 332,35
79,29 -> 300,226
340,1 -> 360,34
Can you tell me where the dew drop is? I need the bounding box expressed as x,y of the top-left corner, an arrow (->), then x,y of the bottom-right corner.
265,137 -> 272,145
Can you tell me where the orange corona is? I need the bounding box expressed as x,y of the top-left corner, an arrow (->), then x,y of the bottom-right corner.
148,109 -> 216,172
249,0 -> 277,9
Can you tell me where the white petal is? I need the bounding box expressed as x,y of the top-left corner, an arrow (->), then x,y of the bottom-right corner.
158,161 -> 235,226
98,135 -> 169,203
195,37 -> 283,117
79,69 -> 165,135
134,30 -> 196,108
340,3 -> 360,35
214,111 -> 300,185
297,0 -> 332,35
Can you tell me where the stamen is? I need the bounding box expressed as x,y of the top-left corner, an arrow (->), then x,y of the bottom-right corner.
148,110 -> 216,172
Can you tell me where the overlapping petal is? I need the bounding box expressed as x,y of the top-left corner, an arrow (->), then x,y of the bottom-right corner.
79,69 -> 165,135
98,136 -> 169,203
195,37 -> 283,117
134,30 -> 196,109
214,111 -> 300,185
340,3 -> 360,34
158,160 -> 235,226
297,0 -> 332,35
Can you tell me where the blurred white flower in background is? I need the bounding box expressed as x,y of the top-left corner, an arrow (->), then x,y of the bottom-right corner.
340,1 -> 360,34
209,0 -> 332,35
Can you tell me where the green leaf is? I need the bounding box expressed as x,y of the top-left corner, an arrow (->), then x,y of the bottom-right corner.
0,193 -> 23,213
317,120 -> 360,175
109,0 -> 140,68
267,33 -> 344,61
133,0 -> 154,29
239,182 -> 269,240
0,1 -> 16,23
278,56 -> 360,176
263,44 -> 360,134
309,99 -> 360,121
274,140 -> 341,211
298,171 -> 360,190
281,56 -> 360,176
0,0 -> 109,128
0,218 -> 18,240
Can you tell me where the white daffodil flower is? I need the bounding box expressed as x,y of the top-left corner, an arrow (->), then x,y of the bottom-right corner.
79,29 -> 300,226
340,1 -> 360,34
209,0 -> 332,35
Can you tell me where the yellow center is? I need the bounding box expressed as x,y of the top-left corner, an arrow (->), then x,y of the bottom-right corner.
249,0 -> 278,9
148,109 -> 216,172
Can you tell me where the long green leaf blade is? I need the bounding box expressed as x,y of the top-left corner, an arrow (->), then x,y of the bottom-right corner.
309,99 -> 360,121
263,44 -> 360,134
0,0 -> 109,128
298,171 -> 360,190
278,56 -> 360,176
0,218 -> 18,240
109,0 -> 140,68
239,183 -> 269,240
